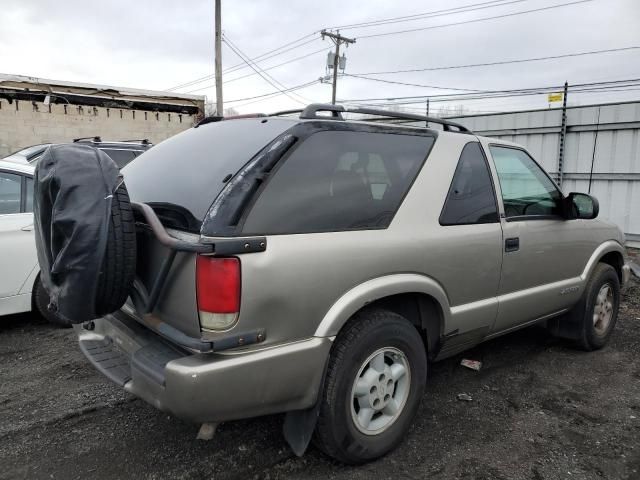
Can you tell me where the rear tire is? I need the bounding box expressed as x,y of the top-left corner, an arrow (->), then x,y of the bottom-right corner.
313,308 -> 427,464
34,277 -> 71,328
549,263 -> 620,351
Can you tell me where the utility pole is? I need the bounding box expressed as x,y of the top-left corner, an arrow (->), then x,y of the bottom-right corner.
556,81 -> 569,188
321,30 -> 355,104
425,98 -> 430,127
214,0 -> 223,115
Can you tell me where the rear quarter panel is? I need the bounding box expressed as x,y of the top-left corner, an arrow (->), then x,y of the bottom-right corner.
232,132 -> 503,346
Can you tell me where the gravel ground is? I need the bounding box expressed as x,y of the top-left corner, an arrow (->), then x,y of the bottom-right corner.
0,276 -> 638,480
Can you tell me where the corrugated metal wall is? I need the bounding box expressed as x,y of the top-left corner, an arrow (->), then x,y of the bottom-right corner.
448,101 -> 640,244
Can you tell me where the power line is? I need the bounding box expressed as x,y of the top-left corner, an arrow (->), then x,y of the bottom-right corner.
184,46 -> 330,93
358,0 -> 596,39
224,47 -> 330,85
225,78 -> 319,104
340,78 -> 640,104
328,0 -> 531,30
346,84 -> 640,112
222,34 -> 309,105
343,74 -> 490,92
224,33 -> 311,104
167,34 -> 320,91
223,33 -> 318,74
223,36 -> 321,76
349,46 -> 640,76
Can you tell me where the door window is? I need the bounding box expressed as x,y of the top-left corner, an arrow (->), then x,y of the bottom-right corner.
490,146 -> 562,219
440,142 -> 498,225
0,172 -> 22,215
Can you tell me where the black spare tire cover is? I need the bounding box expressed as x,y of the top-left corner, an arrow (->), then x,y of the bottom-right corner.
34,144 -> 136,323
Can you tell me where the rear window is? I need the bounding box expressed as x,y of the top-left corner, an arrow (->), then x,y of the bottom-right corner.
122,118 -> 296,225
241,130 -> 434,234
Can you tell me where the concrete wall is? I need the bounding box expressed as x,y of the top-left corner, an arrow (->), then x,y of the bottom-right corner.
0,99 -> 197,156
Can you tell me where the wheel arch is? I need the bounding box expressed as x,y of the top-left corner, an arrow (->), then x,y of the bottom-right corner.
581,240 -> 626,284
314,274 -> 451,359
599,251 -> 624,283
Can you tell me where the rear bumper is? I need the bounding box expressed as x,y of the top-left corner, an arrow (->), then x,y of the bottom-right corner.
76,313 -> 332,423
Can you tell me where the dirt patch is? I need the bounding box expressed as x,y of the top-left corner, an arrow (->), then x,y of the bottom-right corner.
0,278 -> 638,480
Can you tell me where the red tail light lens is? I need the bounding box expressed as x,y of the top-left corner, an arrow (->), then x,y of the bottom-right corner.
196,256 -> 240,331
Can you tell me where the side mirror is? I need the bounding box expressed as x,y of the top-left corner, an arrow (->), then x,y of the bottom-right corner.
565,192 -> 599,219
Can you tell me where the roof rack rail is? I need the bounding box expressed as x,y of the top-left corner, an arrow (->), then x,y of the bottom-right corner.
73,136 -> 102,143
118,139 -> 150,144
270,108 -> 304,117
194,116 -> 224,128
295,103 -> 471,133
224,113 -> 268,119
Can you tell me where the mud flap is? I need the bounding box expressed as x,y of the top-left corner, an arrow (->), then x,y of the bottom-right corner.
547,314 -> 582,340
282,357 -> 329,456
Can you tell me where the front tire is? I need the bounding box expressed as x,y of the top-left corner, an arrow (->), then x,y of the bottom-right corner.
314,309 -> 427,464
550,263 -> 620,350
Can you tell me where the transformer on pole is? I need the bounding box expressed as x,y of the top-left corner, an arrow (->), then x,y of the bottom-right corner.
320,30 -> 356,104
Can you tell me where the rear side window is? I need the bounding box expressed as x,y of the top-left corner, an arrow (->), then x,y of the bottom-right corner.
0,172 -> 22,214
101,149 -> 137,169
440,142 -> 498,225
241,130 -> 434,234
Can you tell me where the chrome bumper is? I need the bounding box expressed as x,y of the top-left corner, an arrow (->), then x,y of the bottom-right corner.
76,314 -> 332,423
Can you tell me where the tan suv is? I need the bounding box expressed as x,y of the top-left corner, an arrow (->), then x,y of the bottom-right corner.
34,104 -> 631,464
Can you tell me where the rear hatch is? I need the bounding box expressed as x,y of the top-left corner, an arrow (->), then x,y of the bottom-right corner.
121,118 -> 296,346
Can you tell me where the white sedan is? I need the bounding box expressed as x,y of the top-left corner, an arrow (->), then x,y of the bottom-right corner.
0,159 -> 38,311
0,158 -> 63,324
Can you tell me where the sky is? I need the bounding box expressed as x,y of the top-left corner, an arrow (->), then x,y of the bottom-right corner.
1,0 -> 639,116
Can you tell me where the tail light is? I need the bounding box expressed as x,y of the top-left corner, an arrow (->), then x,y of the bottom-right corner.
196,256 -> 240,331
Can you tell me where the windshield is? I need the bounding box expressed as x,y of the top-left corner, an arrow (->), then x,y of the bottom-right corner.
122,118 -> 296,229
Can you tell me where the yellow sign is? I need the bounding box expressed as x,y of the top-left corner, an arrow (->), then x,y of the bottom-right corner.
548,92 -> 564,103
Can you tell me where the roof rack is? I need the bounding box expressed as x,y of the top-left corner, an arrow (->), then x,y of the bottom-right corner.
73,136 -> 102,143
295,103 -> 472,133
192,104 -> 471,133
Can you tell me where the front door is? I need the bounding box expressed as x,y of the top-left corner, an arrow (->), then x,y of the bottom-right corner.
0,171 -> 37,298
485,145 -> 591,333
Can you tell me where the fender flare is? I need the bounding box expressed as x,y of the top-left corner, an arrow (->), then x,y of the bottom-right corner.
313,273 -> 451,338
581,240 -> 626,281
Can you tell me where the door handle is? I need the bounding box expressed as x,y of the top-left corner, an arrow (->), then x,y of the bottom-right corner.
505,237 -> 519,252
21,224 -> 34,232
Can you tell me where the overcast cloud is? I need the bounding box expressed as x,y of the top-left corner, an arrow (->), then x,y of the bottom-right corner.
1,0 -> 639,115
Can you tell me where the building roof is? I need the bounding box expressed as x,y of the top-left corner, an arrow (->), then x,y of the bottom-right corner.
0,73 -> 204,114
